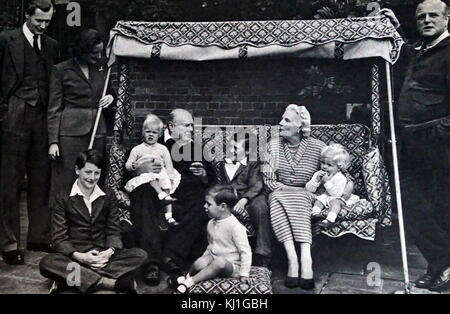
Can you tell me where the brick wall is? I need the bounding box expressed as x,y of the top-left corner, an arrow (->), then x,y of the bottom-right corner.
116,57 -> 372,135
0,0 -> 20,32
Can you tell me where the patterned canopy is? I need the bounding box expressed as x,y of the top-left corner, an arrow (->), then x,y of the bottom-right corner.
108,17 -> 404,64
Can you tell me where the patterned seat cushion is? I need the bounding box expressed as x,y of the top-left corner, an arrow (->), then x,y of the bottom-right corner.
188,266 -> 272,294
106,123 -> 391,241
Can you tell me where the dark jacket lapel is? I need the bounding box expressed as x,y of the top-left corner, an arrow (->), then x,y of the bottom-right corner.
220,162 -> 232,184
9,29 -> 25,82
90,196 -> 105,224
70,196 -> 92,223
231,163 -> 246,183
70,59 -> 91,85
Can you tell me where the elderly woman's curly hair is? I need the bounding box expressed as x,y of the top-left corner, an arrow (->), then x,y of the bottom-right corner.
285,104 -> 311,137
71,29 -> 103,60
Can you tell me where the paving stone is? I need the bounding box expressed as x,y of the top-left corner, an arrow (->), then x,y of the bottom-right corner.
321,273 -> 383,294
376,265 -> 425,282
23,251 -> 47,266
7,264 -> 47,282
0,278 -> 48,294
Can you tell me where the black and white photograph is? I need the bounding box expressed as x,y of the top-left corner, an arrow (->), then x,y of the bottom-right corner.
0,0 -> 449,301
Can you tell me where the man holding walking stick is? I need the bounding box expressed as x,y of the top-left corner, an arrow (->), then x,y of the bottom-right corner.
383,0 -> 450,292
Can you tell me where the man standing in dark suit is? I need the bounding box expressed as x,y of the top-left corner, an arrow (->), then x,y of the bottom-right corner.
0,0 -> 58,264
215,134 -> 272,267
383,0 -> 450,292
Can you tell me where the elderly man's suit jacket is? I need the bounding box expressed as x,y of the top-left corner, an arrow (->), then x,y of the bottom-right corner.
47,58 -> 108,144
215,160 -> 264,201
0,27 -> 58,109
51,188 -> 123,256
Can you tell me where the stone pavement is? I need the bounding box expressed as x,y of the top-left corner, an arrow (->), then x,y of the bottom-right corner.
0,192 -> 448,294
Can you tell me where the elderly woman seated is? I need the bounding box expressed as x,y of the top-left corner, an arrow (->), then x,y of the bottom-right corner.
262,104 -> 352,290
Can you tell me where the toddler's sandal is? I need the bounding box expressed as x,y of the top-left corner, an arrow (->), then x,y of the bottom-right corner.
167,217 -> 180,226
167,274 -> 186,289
317,219 -> 336,229
174,283 -> 188,294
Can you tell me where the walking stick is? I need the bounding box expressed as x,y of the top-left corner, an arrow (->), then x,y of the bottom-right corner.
88,66 -> 112,150
385,61 -> 411,294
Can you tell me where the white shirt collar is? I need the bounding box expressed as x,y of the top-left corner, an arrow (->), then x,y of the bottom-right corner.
70,179 -> 105,200
22,22 -> 40,49
415,30 -> 450,51
224,157 -> 248,166
163,128 -> 172,143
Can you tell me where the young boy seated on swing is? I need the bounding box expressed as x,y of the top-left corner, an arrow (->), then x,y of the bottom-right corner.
172,185 -> 252,293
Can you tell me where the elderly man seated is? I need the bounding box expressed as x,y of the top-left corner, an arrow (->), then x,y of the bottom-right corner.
39,150 -> 147,294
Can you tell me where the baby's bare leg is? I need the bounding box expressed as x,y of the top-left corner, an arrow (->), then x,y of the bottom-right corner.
149,180 -> 163,194
326,199 -> 344,223
311,200 -> 325,216
177,255 -> 233,293
191,257 -> 234,284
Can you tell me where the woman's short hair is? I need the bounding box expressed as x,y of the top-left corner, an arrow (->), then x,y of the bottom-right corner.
75,149 -> 104,170
321,143 -> 351,171
25,0 -> 54,16
72,29 -> 103,59
207,185 -> 239,209
284,104 -> 311,137
142,114 -> 164,134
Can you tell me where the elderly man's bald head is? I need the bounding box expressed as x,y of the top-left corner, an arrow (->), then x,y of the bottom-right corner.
168,108 -> 194,142
416,0 -> 449,42
169,109 -> 192,124
417,0 -> 448,16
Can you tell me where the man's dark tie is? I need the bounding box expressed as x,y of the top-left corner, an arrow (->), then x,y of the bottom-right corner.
33,35 -> 40,55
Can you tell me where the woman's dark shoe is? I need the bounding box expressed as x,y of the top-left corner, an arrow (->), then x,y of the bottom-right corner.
144,268 -> 161,286
299,278 -> 315,290
285,276 -> 299,288
2,250 -> 24,265
415,272 -> 436,289
317,219 -> 336,229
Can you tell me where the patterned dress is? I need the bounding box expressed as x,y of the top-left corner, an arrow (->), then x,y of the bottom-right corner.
263,136 -> 325,244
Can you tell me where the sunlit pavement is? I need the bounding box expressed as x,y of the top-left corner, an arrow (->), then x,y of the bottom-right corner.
0,192 -> 447,294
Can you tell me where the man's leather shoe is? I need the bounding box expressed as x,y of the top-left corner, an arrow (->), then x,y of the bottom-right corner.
164,260 -> 182,276
429,267 -> 450,292
414,272 -> 436,289
317,219 -> 336,229
115,275 -> 139,294
27,243 -> 53,253
2,250 -> 24,265
253,254 -> 270,268
144,268 -> 161,286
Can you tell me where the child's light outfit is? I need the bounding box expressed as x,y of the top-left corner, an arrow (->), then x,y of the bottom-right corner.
124,142 -> 180,194
305,171 -> 359,207
201,215 -> 252,278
